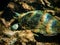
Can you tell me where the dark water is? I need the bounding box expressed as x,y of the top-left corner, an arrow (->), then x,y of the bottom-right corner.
34,33 -> 60,43
0,0 -> 11,11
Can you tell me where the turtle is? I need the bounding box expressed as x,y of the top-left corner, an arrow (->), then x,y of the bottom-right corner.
10,10 -> 60,36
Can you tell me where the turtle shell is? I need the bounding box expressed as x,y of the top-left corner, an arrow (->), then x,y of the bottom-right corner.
10,10 -> 60,36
